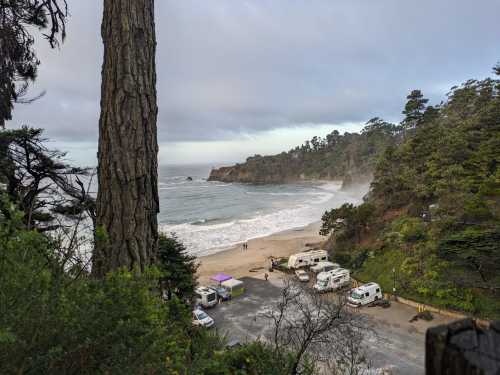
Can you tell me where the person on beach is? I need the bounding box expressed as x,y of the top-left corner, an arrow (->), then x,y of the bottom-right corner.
264,273 -> 269,281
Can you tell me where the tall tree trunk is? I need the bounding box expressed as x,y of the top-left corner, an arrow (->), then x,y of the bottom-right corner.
93,0 -> 159,277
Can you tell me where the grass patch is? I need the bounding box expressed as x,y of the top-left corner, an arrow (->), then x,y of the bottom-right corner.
353,248 -> 500,319
353,248 -> 404,294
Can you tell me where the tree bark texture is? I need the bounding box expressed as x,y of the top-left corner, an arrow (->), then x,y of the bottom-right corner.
94,0 -> 159,277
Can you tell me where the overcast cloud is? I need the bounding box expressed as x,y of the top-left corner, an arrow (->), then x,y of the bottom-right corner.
7,0 -> 500,164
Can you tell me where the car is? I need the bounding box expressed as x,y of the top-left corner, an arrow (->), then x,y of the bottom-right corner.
209,286 -> 231,302
192,309 -> 215,328
295,269 -> 309,282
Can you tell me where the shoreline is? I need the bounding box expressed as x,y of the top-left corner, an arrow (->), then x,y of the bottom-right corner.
196,221 -> 325,285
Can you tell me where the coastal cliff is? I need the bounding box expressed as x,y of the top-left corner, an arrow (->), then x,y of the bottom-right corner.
208,119 -> 398,185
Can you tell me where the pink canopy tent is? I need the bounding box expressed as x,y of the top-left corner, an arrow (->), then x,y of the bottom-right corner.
210,273 -> 232,284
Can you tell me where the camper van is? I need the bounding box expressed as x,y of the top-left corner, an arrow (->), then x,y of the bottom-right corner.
347,282 -> 383,307
310,261 -> 340,274
287,250 -> 328,269
313,268 -> 350,292
195,286 -> 218,308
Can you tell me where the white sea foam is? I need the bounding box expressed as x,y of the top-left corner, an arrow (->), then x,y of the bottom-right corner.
160,183 -> 365,257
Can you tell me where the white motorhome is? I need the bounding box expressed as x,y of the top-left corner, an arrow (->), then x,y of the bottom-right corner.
313,268 -> 350,292
347,282 -> 383,307
287,250 -> 328,269
310,261 -> 340,274
195,286 -> 218,308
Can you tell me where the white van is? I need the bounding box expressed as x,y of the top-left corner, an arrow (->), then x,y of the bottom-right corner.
195,286 -> 218,308
310,261 -> 340,274
314,268 -> 350,292
347,282 -> 382,307
287,250 -> 328,269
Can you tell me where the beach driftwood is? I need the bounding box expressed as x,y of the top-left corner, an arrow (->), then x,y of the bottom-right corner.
426,318 -> 500,374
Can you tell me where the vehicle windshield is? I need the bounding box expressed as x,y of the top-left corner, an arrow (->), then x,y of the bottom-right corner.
318,280 -> 328,287
351,292 -> 363,300
197,311 -> 208,320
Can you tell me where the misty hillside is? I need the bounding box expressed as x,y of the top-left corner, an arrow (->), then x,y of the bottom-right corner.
209,119 -> 400,185
321,71 -> 500,319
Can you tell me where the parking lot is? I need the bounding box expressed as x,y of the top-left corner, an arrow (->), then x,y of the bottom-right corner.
207,273 -> 455,375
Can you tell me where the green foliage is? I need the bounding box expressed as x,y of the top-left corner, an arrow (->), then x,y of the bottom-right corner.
389,217 -> 428,244
321,202 -> 375,239
438,228 -> 500,282
0,127 -> 95,231
0,198 -> 300,373
199,342 -> 311,375
331,65 -> 500,319
321,202 -> 377,268
355,248 -> 477,314
0,209 -> 185,373
158,233 -> 199,302
1,1 -> 67,126
401,89 -> 428,130
210,118 -> 399,183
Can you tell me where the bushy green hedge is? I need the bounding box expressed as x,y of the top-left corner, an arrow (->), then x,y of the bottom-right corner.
0,200 -> 296,374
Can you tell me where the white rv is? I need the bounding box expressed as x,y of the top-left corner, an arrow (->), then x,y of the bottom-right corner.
195,286 -> 218,308
313,268 -> 350,292
287,250 -> 328,269
310,261 -> 340,274
347,282 -> 383,307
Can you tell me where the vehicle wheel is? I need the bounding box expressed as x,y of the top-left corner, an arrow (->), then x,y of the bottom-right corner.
374,296 -> 379,301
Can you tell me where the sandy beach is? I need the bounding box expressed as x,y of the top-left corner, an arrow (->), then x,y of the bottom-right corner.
196,221 -> 325,284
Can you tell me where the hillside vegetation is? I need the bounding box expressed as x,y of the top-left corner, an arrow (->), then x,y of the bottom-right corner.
321,66 -> 500,319
208,119 -> 399,185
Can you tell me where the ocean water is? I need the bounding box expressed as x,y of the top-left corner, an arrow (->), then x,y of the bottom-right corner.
159,164 -> 366,256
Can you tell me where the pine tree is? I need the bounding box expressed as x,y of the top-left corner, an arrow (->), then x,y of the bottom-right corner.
402,89 -> 428,130
157,235 -> 198,302
0,0 -> 67,127
94,0 -> 159,277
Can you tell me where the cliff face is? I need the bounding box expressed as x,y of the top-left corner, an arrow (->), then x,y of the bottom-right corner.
208,123 -> 398,184
208,164 -> 315,184
207,165 -> 296,183
207,163 -> 372,184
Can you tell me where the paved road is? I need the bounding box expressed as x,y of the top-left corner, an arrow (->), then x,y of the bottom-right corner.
207,275 -> 454,374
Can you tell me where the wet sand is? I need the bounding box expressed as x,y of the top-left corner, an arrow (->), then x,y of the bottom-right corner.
196,222 -> 325,285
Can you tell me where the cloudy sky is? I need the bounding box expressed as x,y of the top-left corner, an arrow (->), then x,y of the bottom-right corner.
7,0 -> 500,166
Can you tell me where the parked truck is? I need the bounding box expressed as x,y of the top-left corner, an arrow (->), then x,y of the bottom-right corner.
287,250 -> 328,269
313,268 -> 350,292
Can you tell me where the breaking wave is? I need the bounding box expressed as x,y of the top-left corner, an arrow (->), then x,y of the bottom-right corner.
159,182 -> 363,257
